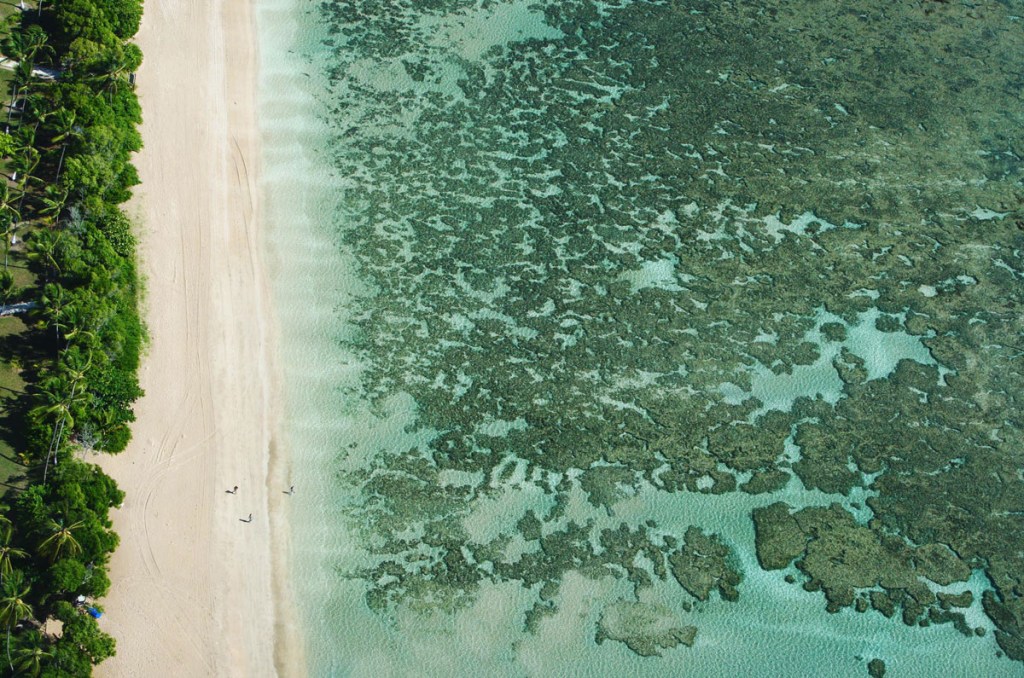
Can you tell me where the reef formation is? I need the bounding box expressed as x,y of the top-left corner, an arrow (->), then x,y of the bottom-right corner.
314,0 -> 1023,664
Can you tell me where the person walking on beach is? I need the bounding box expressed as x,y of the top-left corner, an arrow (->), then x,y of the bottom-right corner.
226,485 -> 238,494
240,513 -> 252,523
284,485 -> 294,495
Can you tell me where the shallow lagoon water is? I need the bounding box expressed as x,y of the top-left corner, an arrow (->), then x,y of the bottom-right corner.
724,307 -> 941,418
258,0 -> 1024,675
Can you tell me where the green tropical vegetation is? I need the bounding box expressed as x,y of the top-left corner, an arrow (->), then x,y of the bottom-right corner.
0,0 -> 145,674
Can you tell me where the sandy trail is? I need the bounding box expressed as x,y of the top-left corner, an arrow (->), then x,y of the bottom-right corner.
94,0 -> 301,675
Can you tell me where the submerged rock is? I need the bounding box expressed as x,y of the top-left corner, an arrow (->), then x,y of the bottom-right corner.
938,590 -> 973,610
669,527 -> 742,602
596,601 -> 697,657
752,501 -> 986,625
913,543 -> 970,586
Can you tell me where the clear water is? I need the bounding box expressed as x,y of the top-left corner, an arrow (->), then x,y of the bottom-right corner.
257,1 -> 1024,676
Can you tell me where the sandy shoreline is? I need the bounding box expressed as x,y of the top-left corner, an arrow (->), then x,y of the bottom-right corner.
94,0 -> 303,675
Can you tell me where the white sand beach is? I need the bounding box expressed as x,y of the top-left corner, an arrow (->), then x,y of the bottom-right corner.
94,0 -> 302,675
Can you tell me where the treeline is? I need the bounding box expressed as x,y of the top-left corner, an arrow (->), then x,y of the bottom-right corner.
0,0 -> 145,675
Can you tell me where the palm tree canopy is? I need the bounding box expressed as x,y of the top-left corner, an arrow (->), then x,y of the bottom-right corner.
13,643 -> 52,677
0,527 -> 27,578
49,109 -> 78,144
0,576 -> 33,627
0,184 -> 21,222
37,519 -> 84,561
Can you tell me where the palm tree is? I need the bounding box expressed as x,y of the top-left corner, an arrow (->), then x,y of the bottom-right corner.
48,109 -> 75,145
0,269 -> 13,306
90,43 -> 141,102
33,375 -> 87,485
8,143 -> 39,185
0,528 -> 26,588
34,418 -> 66,486
0,182 -> 21,223
26,231 -> 61,281
32,363 -> 89,480
39,282 -> 69,341
61,320 -> 95,352
39,185 -> 67,228
55,349 -> 93,429
0,186 -> 20,270
0,215 -> 13,273
20,25 -> 50,66
1,24 -> 52,121
47,109 -> 79,184
37,519 -> 83,562
0,577 -> 31,626
21,93 -> 54,128
0,30 -> 29,64
0,574 -> 33,671
60,347 -> 92,382
7,61 -> 35,126
1,33 -> 28,126
12,631 -> 50,677
88,403 -> 124,451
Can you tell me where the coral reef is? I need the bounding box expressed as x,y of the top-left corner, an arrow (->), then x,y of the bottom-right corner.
316,0 -> 1024,662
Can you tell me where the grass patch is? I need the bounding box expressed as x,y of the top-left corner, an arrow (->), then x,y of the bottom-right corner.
0,1 -> 22,24
0,67 -> 11,115
5,237 -> 38,290
0,315 -> 26,487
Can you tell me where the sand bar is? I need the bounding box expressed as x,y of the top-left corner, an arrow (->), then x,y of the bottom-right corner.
94,0 -> 301,675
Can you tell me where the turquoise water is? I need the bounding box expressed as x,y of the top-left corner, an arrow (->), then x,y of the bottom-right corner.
258,1 -> 1024,676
